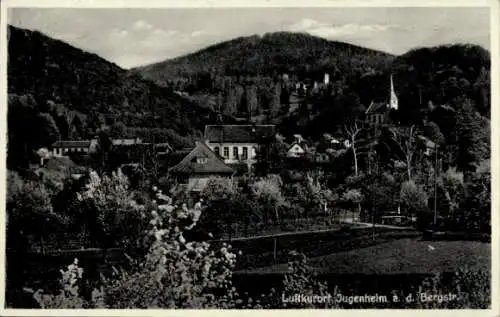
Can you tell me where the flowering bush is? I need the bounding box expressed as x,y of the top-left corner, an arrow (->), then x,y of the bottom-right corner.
32,258 -> 104,308
75,169 -> 146,249
33,184 -> 238,308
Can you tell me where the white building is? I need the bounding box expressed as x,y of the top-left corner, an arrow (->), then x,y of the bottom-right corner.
204,124 -> 276,165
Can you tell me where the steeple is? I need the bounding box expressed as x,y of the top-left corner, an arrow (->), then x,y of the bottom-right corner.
389,74 -> 398,110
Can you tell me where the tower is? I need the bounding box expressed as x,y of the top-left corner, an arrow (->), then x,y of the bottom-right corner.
389,74 -> 398,110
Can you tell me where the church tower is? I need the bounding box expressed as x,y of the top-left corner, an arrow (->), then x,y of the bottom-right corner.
389,74 -> 398,110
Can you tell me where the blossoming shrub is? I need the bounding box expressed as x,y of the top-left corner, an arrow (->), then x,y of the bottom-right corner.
33,184 -> 239,308
75,169 -> 146,250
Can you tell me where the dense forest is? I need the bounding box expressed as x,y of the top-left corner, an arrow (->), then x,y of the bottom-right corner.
7,25 -> 233,170
134,32 -> 490,137
133,32 -> 394,83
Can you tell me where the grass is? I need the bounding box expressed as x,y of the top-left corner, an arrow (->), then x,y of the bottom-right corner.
228,226 -> 420,270
244,238 -> 490,275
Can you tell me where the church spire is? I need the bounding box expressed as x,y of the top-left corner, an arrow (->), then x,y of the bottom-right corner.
389,74 -> 398,110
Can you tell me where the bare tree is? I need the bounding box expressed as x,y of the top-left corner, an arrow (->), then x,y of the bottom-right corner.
343,120 -> 363,176
391,125 -> 419,181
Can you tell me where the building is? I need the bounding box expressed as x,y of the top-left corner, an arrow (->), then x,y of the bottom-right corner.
168,141 -> 235,192
365,75 -> 399,126
112,138 -> 143,146
287,143 -> 306,158
51,140 -> 92,157
204,124 -> 276,165
286,134 -> 307,158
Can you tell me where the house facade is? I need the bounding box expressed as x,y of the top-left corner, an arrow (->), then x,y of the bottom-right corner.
204,124 -> 276,165
168,141 -> 234,192
51,140 -> 91,157
287,143 -> 306,158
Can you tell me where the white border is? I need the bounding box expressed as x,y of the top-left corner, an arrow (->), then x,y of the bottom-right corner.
0,0 -> 498,316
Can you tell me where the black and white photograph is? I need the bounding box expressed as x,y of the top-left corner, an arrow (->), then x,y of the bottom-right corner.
0,0 -> 497,314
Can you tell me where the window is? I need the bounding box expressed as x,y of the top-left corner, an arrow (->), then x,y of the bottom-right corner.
196,157 -> 208,164
252,146 -> 258,158
242,147 -> 248,160
233,147 -> 238,159
214,146 -> 220,156
223,147 -> 229,158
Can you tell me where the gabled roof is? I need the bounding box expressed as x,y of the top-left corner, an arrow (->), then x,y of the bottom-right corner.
52,140 -> 91,148
169,141 -> 234,175
365,101 -> 388,115
204,125 -> 276,144
287,142 -> 306,153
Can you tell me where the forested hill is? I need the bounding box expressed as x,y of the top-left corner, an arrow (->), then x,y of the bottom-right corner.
391,44 -> 491,118
133,32 -> 395,84
7,25 -> 230,169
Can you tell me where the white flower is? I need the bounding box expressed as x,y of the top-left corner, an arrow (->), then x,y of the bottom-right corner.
179,235 -> 186,244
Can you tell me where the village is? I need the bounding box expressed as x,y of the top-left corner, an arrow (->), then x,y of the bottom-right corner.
4,6 -> 492,310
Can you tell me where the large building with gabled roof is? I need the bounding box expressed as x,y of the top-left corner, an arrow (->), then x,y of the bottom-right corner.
204,124 -> 276,165
168,141 -> 234,192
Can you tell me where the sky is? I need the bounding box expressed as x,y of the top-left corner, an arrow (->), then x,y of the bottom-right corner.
8,7 -> 491,69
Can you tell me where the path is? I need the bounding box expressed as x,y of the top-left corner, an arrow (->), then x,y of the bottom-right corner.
216,221 -> 413,242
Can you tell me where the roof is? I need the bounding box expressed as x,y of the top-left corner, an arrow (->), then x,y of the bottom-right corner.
365,101 -> 388,115
169,141 -> 234,175
52,140 -> 91,148
204,125 -> 276,144
287,142 -> 306,153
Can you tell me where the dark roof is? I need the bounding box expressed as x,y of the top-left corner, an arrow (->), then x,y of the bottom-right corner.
165,148 -> 193,167
365,101 -> 388,114
204,125 -> 276,143
52,140 -> 91,148
168,141 -> 234,175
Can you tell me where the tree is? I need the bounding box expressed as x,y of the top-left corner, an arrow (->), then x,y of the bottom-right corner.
199,177 -> 239,239
33,186 -> 238,309
463,159 -> 490,233
390,125 -> 420,181
400,180 -> 429,229
438,167 -> 465,230
34,113 -> 61,147
75,169 -> 144,249
251,175 -> 287,224
453,98 -> 489,171
343,120 -> 363,176
423,122 -> 445,146
90,130 -> 113,174
341,188 -> 364,221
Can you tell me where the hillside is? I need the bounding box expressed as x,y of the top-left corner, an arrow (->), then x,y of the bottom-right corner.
7,25 -> 231,169
133,32 -> 490,140
133,32 -> 395,84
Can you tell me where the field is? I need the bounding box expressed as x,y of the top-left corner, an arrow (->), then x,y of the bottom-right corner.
243,238 -> 491,275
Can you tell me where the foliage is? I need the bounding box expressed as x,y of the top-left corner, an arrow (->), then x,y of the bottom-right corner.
463,160 -> 490,232
281,251 -> 337,308
400,180 -> 428,217
31,186 -> 239,309
75,169 -> 145,249
251,175 -> 288,223
32,259 -> 101,309
7,25 -> 228,170
414,267 -> 490,308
